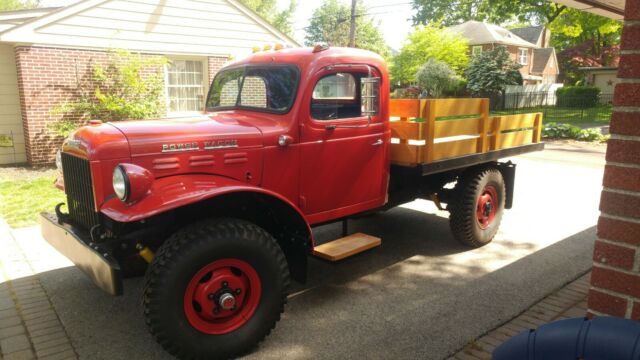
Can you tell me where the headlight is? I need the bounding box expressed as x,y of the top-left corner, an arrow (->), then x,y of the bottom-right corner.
112,163 -> 153,204
112,165 -> 129,201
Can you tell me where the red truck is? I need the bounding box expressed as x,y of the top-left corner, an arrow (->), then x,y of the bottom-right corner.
42,46 -> 543,359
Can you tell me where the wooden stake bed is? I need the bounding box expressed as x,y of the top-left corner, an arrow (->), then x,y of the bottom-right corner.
389,98 -> 543,167
312,233 -> 381,261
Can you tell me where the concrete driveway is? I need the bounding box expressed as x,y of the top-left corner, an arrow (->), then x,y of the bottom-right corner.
2,141 -> 604,359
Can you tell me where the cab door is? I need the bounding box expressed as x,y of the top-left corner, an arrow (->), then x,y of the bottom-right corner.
299,66 -> 388,223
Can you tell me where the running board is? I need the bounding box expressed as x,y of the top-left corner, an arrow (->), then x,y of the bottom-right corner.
312,233 -> 381,261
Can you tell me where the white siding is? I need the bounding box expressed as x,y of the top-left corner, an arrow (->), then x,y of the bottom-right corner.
0,44 -> 26,164
4,0 -> 295,58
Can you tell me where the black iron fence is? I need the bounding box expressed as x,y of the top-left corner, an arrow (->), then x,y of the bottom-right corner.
488,92 -> 613,124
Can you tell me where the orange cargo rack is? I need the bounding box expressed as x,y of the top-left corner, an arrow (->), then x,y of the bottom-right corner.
389,98 -> 543,167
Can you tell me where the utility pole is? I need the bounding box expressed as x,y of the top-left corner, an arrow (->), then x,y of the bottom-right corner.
348,0 -> 357,47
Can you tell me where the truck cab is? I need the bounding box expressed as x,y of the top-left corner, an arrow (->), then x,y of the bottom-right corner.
41,46 -> 543,360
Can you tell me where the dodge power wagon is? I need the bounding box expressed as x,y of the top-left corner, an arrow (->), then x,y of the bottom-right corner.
42,46 -> 544,359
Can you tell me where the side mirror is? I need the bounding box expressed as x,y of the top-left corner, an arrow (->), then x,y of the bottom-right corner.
361,77 -> 380,117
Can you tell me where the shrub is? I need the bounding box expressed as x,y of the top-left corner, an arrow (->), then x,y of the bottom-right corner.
542,122 -> 607,142
415,59 -> 458,98
556,86 -> 600,108
466,47 -> 523,97
49,49 -> 168,136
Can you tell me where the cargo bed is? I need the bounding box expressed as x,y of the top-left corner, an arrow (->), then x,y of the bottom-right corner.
389,98 -> 544,167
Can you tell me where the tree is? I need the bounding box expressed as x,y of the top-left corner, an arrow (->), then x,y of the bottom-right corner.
550,9 -> 622,83
239,0 -> 297,37
304,0 -> 389,58
390,24 -> 469,85
466,47 -> 522,96
415,59 -> 458,98
0,0 -> 38,11
411,0 -> 566,27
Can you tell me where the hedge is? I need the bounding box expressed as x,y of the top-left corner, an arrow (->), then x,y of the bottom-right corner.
556,86 -> 601,108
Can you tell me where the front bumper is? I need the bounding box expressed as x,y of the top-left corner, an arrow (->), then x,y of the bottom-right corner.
40,213 -> 123,295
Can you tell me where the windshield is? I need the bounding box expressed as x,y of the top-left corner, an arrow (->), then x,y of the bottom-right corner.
206,65 -> 299,114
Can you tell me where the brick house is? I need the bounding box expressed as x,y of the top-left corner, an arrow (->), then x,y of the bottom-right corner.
552,0 -> 637,321
0,0 -> 299,166
448,21 -> 560,85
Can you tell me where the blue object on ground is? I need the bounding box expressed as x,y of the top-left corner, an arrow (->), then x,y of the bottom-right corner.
493,316 -> 640,359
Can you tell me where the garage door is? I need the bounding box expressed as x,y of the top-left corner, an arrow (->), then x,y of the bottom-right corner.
0,44 -> 26,164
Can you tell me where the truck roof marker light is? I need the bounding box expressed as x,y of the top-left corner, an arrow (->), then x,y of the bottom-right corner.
313,44 -> 329,53
263,44 -> 273,51
274,43 -> 284,51
252,46 -> 261,53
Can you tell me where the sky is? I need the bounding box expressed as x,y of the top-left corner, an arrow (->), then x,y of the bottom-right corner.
38,0 -> 416,50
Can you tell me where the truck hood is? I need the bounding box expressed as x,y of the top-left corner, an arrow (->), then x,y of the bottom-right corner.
110,114 -> 263,157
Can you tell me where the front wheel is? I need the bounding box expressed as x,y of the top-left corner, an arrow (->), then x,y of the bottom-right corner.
142,218 -> 290,360
449,167 -> 506,248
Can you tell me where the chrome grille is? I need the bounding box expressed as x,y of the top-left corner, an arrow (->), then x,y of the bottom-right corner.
61,153 -> 100,230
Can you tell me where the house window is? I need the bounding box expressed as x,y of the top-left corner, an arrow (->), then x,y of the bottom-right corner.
166,59 -> 206,113
472,46 -> 483,56
518,48 -> 528,65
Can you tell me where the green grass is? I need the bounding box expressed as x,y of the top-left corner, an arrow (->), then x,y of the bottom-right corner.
492,105 -> 613,125
0,176 -> 65,228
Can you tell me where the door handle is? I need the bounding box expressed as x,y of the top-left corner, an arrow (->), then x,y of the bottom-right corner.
372,139 -> 384,146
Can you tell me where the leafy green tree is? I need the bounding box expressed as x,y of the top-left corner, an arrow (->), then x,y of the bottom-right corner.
550,9 -> 622,83
411,0 -> 566,27
304,0 -> 389,58
415,59 -> 458,98
466,47 -> 522,96
390,24 -> 468,85
0,0 -> 38,11
50,50 -> 168,136
239,0 -> 297,37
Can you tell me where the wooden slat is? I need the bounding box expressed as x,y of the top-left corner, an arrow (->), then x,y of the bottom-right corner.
432,98 -> 484,118
390,143 -> 422,165
390,120 -> 423,140
478,99 -> 490,153
312,233 -> 381,261
533,113 -> 543,143
497,130 -> 534,149
435,118 -> 481,138
424,100 -> 437,163
491,116 -> 502,150
432,138 -> 479,161
389,99 -> 421,118
498,113 -> 538,131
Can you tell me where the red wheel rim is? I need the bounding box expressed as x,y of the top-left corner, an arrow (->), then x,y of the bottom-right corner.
183,259 -> 261,335
476,185 -> 498,230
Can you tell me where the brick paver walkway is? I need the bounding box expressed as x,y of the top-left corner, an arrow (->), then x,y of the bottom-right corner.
449,272 -> 591,360
0,220 -> 77,360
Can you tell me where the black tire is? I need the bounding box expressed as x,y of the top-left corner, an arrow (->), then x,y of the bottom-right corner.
142,218 -> 290,360
449,167 -> 506,248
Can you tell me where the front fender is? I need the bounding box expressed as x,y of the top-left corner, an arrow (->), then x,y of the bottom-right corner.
101,174 -> 313,283
100,174 -> 305,225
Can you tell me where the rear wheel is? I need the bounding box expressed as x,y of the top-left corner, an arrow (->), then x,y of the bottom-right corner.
449,167 -> 506,247
142,218 -> 289,360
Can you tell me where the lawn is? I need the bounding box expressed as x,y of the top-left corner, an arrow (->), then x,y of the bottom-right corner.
0,169 -> 65,228
492,105 -> 613,126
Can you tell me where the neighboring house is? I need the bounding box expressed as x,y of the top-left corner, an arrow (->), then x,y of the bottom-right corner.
580,66 -> 620,97
0,0 -> 299,166
448,21 -> 560,85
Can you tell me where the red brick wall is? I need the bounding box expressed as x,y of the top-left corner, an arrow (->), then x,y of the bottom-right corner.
588,0 -> 640,319
208,56 -> 229,84
15,46 -> 228,165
